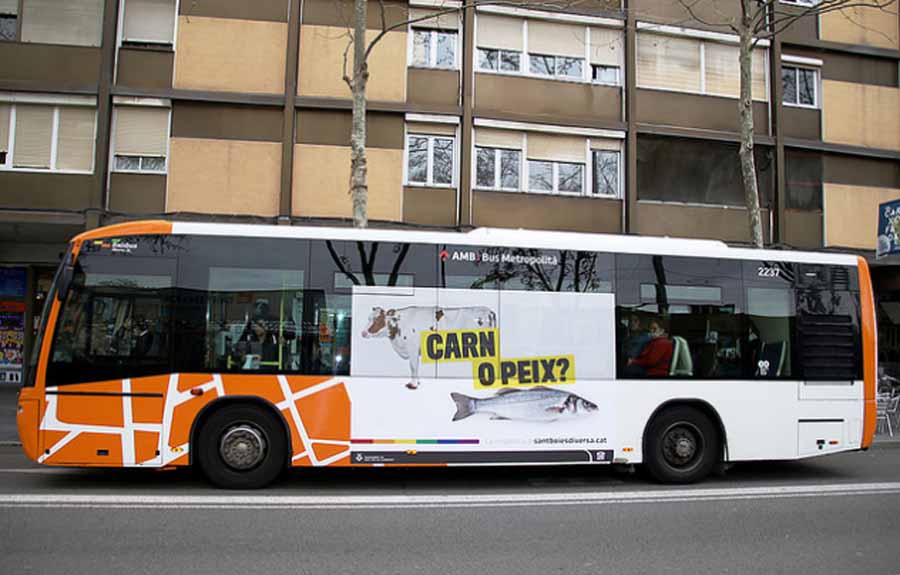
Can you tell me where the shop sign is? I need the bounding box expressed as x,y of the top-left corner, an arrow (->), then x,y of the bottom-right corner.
877,198 -> 900,259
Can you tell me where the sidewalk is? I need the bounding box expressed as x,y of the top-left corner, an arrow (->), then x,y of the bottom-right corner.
0,384 -> 19,445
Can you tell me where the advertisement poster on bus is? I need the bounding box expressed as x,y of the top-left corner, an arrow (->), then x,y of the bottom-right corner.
0,304 -> 25,385
349,286 -> 617,463
877,198 -> 900,259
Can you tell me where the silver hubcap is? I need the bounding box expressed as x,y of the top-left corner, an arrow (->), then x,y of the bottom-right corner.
219,425 -> 267,471
662,423 -> 701,470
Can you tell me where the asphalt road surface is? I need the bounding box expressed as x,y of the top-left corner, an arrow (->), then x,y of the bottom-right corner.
1,443 -> 899,575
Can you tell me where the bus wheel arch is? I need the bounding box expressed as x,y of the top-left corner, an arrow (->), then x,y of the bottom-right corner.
642,399 -> 726,484
190,397 -> 292,489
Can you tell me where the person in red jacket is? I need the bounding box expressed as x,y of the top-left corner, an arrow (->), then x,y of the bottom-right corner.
626,319 -> 674,377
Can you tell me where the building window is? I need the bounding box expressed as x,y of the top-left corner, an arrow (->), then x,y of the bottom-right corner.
406,134 -> 455,187
637,32 -> 768,101
112,105 -> 170,174
0,102 -> 96,173
21,0 -> 103,47
529,54 -> 584,80
592,150 -> 620,197
782,65 -> 818,107
785,150 -> 822,210
411,28 -> 457,69
477,48 -> 522,72
475,146 -> 521,190
121,0 -> 175,46
0,0 -> 17,41
528,160 -> 584,194
637,134 -> 773,207
592,65 -> 620,85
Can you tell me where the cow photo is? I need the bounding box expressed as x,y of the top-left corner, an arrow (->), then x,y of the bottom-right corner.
360,305 -> 496,389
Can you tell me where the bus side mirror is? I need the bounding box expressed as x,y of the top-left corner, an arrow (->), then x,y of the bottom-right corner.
56,261 -> 74,303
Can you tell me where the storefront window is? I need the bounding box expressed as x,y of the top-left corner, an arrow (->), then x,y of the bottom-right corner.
0,267 -> 27,385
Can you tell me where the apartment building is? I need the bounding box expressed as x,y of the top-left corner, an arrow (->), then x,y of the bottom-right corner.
0,0 -> 899,382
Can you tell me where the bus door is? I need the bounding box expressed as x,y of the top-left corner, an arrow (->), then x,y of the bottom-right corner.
43,244 -> 176,467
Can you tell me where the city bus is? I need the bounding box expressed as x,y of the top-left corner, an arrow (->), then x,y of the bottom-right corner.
17,220 -> 876,488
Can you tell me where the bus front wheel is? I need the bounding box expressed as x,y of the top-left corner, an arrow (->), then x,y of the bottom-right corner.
644,406 -> 719,484
196,404 -> 287,489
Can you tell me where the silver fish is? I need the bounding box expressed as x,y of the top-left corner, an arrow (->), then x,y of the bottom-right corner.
450,387 -> 598,422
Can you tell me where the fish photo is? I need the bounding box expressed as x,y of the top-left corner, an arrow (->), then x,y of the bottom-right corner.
450,387 -> 598,423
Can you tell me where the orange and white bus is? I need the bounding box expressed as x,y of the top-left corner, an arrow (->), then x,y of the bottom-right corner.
17,220 -> 876,488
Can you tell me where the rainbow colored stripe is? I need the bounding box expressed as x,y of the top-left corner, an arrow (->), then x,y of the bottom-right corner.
351,439 -> 479,445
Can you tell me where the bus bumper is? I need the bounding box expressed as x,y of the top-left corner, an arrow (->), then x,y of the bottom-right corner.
16,388 -> 42,462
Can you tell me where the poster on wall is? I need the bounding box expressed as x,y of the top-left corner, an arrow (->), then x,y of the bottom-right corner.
0,303 -> 25,385
877,198 -> 900,259
0,268 -> 26,298
347,285 -> 617,464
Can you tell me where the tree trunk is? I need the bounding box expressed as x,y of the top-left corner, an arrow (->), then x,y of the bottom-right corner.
738,0 -> 765,248
350,0 -> 369,228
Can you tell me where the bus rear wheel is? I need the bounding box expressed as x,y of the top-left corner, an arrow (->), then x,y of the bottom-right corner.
644,406 -> 719,484
195,404 -> 287,489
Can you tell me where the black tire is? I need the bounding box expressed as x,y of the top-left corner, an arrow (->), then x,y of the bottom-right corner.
195,403 -> 287,489
644,406 -> 719,484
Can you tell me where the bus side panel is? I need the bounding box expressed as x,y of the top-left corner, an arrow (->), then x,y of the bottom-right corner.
16,388 -> 42,462
34,373 -> 352,468
858,257 -> 877,448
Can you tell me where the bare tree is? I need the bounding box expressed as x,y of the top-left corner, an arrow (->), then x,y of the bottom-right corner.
676,0 -> 897,247
342,0 -> 599,228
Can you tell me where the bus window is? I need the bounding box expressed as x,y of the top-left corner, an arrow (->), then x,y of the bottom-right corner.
171,236 -> 309,375
616,255 -> 744,379
307,240 -> 436,376
741,260 -> 796,379
206,268 -> 303,372
47,252 -> 175,386
745,287 -> 794,378
439,246 -> 612,293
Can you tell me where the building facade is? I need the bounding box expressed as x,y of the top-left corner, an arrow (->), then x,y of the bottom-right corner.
0,0 -> 899,383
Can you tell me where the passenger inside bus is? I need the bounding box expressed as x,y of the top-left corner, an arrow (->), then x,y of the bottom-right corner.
234,314 -> 280,370
625,318 -> 674,377
622,314 -> 651,360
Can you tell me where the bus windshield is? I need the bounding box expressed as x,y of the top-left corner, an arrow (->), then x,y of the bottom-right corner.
46,243 -> 176,386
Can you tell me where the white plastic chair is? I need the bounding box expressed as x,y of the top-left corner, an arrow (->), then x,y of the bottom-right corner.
669,336 -> 693,377
876,394 -> 895,436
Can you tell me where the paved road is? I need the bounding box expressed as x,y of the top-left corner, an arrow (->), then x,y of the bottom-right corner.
1,444 -> 899,575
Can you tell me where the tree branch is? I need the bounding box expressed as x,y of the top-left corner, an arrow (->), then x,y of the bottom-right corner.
326,240 -> 359,286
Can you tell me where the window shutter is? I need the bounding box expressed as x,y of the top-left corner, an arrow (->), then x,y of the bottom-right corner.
527,133 -> 585,163
637,33 -> 701,92
476,14 -> 522,51
752,48 -> 768,101
0,0 -> 18,14
406,122 -> 456,137
13,105 -> 52,168
56,107 -> 95,171
590,27 -> 622,67
409,8 -> 458,30
475,128 -> 521,149
22,0 -> 103,46
114,106 -> 169,156
528,20 -> 585,58
590,138 -> 621,152
0,105 -> 9,154
705,42 -> 739,97
123,0 -> 175,44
